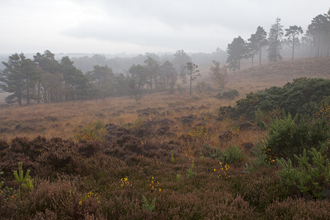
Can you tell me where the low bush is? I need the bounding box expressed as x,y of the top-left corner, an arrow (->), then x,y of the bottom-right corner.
210,144 -> 245,164
232,77 -> 330,120
260,111 -> 330,164
276,144 -> 330,200
215,89 -> 239,100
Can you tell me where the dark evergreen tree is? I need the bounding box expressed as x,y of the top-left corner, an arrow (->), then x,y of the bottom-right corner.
307,14 -> 330,57
61,56 -> 89,101
172,50 -> 191,85
0,53 -> 40,105
160,60 -> 178,93
185,62 -> 200,95
128,64 -> 147,91
87,65 -> 114,99
247,33 -> 259,67
268,18 -> 284,63
285,26 -> 304,60
252,26 -> 268,65
33,50 -> 61,74
226,36 -> 247,71
144,56 -> 160,91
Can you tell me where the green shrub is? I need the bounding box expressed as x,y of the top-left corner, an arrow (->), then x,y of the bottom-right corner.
233,77 -> 330,120
215,89 -> 239,100
261,110 -> 330,164
142,196 -> 156,213
243,142 -> 271,173
210,144 -> 245,164
255,108 -> 267,130
73,120 -> 106,142
276,144 -> 330,200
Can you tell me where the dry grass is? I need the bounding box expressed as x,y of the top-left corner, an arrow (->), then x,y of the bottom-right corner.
0,57 -> 329,151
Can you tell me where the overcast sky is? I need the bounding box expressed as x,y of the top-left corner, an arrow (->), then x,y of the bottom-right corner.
0,0 -> 329,55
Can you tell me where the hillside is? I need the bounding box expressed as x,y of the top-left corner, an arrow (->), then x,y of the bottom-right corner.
226,57 -> 330,97
1,57 -> 330,219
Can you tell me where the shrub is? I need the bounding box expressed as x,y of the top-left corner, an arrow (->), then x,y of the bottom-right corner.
215,89 -> 239,100
233,77 -> 330,120
142,196 -> 156,213
255,108 -> 267,130
243,142 -> 271,173
210,144 -> 245,164
73,120 -> 106,143
276,144 -> 330,200
261,111 -> 330,164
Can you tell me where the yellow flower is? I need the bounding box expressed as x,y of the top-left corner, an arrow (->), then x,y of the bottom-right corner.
214,169 -> 216,172
79,201 -> 82,205
159,189 -> 161,192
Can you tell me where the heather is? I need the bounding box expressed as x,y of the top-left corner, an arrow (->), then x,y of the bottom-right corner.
1,59 -> 330,219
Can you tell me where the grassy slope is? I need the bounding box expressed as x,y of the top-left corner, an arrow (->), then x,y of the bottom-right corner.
1,57 -> 330,219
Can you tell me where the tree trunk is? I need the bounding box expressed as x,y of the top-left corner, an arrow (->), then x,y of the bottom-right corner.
189,76 -> 192,95
259,47 -> 262,65
292,39 -> 295,61
26,78 -> 30,105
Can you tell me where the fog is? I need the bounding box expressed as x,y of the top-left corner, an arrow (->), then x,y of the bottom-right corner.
0,0 -> 328,55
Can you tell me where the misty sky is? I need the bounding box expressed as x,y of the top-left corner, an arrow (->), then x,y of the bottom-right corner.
0,0 -> 329,55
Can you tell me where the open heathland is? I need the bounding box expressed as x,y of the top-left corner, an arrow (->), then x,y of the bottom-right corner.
1,57 -> 330,219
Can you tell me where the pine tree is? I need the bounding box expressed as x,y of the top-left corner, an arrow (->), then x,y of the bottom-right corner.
185,62 -> 200,95
0,53 -> 40,105
226,36 -> 247,71
285,26 -> 303,60
252,26 -> 268,65
268,18 -> 284,63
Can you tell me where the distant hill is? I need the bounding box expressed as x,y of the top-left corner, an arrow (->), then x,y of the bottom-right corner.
223,57 -> 330,98
237,57 -> 330,77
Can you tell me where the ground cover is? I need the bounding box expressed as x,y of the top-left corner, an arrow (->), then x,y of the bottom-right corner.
1,57 -> 330,219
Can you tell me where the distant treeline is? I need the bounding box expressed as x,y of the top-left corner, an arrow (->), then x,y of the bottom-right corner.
0,50 -> 214,105
226,9 -> 330,70
70,49 -> 227,74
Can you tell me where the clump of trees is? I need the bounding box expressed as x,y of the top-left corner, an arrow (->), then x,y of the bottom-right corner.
0,50 -> 197,105
226,9 -> 330,71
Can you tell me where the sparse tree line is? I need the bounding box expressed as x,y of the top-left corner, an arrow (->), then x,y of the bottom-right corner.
227,9 -> 330,71
0,50 -> 208,105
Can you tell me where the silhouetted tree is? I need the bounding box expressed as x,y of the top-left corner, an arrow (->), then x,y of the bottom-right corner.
33,50 -> 61,74
127,65 -> 146,103
249,26 -> 268,66
144,56 -> 160,91
308,14 -> 330,57
61,56 -> 89,101
160,61 -> 178,93
285,25 -> 303,60
128,64 -> 147,91
209,60 -> 228,91
226,36 -> 247,71
172,50 -> 191,85
0,53 -> 40,105
185,62 -> 200,95
268,18 -> 284,63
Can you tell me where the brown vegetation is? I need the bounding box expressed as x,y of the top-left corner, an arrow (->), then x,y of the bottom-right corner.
1,57 -> 330,219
